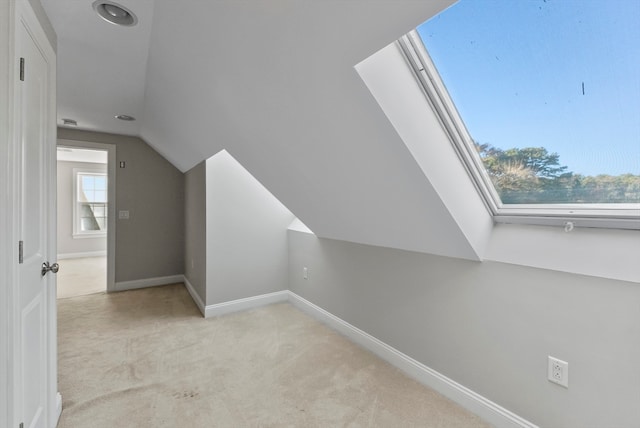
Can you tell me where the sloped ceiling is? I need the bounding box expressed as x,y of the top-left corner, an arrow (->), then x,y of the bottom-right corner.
42,0 -> 487,260
40,0 -> 155,135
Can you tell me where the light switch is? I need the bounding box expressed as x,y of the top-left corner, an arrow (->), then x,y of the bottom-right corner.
118,210 -> 129,220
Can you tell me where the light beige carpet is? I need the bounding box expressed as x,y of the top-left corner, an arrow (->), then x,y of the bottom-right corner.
57,256 -> 106,299
57,284 -> 490,427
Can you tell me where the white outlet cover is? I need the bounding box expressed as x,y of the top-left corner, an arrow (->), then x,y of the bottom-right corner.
548,356 -> 569,388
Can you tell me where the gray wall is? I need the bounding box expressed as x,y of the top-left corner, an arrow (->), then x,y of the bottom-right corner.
206,151 -> 294,305
184,161 -> 206,302
58,128 -> 184,282
56,160 -> 107,255
288,230 -> 640,428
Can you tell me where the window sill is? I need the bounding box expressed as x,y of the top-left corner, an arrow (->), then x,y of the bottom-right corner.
72,233 -> 106,239
494,213 -> 640,231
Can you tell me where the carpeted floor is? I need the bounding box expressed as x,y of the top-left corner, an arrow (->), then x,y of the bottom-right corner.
57,284 -> 490,427
56,256 -> 106,299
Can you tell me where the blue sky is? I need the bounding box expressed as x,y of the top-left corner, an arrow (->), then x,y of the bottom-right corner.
417,0 -> 640,176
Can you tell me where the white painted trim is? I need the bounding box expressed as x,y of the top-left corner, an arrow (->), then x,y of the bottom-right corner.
71,232 -> 107,239
182,276 -> 205,317
0,3 -> 16,427
181,287 -> 537,426
57,139 -> 116,293
57,250 -> 106,260
114,275 -> 184,292
71,167 -> 108,238
287,291 -> 538,428
203,290 -> 289,318
55,392 -> 62,425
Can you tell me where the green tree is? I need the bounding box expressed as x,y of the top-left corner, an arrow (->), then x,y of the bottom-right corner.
571,173 -> 640,203
475,142 -> 640,204
475,143 -> 572,203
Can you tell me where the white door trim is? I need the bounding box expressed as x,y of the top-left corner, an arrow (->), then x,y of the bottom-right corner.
58,139 -> 117,293
0,0 -> 17,424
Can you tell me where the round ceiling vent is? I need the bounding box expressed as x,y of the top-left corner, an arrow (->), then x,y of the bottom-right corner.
92,1 -> 138,27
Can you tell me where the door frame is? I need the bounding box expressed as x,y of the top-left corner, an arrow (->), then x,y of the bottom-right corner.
1,0 -> 59,426
0,0 -> 17,425
57,139 -> 117,292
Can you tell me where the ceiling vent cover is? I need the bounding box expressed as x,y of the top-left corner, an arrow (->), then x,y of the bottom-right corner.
92,1 -> 138,27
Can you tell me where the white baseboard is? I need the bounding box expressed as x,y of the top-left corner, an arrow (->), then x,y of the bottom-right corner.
287,291 -> 538,428
183,276 -> 205,317
57,250 -> 106,260
55,392 -> 62,425
114,275 -> 184,292
178,285 -> 535,427
203,290 -> 289,318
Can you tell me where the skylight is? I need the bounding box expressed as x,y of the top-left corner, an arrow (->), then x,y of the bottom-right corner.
401,0 -> 640,228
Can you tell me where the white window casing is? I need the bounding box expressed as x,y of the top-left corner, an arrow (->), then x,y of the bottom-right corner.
72,168 -> 108,238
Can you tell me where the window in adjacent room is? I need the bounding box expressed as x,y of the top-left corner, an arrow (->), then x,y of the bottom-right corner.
73,170 -> 108,236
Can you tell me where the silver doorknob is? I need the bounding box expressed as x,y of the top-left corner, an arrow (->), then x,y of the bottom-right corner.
41,262 -> 59,276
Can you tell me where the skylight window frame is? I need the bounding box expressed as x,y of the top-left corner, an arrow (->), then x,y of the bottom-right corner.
399,31 -> 640,230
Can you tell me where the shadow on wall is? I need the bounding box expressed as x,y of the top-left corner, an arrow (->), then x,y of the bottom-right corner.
186,149 -> 310,308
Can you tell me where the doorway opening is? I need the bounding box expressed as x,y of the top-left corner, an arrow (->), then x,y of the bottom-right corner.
56,141 -> 116,298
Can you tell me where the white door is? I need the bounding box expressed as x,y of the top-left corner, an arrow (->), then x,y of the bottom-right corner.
16,4 -> 55,427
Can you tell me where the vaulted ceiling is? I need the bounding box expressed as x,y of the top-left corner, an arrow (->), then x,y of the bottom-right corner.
41,0 -> 155,135
41,0 -> 492,260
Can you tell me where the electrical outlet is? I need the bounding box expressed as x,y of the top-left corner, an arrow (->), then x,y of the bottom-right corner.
303,267 -> 308,280
548,356 -> 569,388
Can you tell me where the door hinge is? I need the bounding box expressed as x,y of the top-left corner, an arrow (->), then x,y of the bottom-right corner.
18,241 -> 24,264
19,57 -> 25,81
